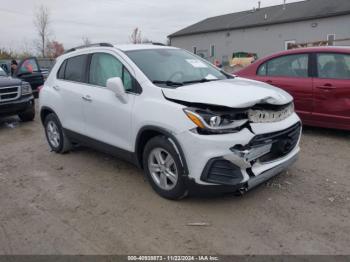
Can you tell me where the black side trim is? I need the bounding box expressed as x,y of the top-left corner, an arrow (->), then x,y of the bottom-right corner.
309,52 -> 318,78
201,157 -> 244,186
64,129 -> 138,166
186,178 -> 245,196
135,126 -> 189,175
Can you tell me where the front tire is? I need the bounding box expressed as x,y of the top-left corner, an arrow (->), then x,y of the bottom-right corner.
143,136 -> 188,200
44,113 -> 72,153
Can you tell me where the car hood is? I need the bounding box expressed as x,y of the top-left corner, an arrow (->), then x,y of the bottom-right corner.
162,77 -> 293,108
0,76 -> 22,87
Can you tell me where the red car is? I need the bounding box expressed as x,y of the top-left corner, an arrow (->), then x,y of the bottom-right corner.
236,47 -> 350,131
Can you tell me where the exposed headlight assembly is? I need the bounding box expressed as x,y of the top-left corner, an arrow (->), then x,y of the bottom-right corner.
183,108 -> 248,134
21,83 -> 32,95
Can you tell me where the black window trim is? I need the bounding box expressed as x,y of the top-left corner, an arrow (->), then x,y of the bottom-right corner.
257,52 -> 312,78
86,52 -> 142,94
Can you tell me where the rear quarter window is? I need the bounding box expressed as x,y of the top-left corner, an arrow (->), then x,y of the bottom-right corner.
257,63 -> 267,76
57,60 -> 67,79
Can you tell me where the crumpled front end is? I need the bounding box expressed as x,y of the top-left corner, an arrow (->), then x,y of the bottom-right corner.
175,110 -> 301,192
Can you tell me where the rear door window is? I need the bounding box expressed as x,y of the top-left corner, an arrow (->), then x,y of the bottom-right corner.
317,53 -> 350,79
64,55 -> 88,82
257,63 -> 267,76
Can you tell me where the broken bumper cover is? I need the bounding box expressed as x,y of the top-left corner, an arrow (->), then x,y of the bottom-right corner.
247,153 -> 298,190
199,144 -> 299,191
186,153 -> 298,195
176,113 -> 301,192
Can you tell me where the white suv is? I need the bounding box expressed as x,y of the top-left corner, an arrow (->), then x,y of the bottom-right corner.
39,43 -> 301,199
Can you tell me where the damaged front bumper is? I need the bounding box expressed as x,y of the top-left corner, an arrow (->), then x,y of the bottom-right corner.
247,153 -> 298,190
177,113 -> 301,193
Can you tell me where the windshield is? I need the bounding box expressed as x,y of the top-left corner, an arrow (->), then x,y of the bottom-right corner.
125,49 -> 230,87
0,67 -> 7,77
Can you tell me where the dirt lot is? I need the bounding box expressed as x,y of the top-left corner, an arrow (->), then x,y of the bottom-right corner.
0,109 -> 349,255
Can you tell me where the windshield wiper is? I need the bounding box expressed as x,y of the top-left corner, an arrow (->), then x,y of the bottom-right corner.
153,78 -> 219,87
153,80 -> 183,87
182,78 -> 219,84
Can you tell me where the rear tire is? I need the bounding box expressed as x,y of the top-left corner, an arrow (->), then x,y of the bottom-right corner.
143,136 -> 188,200
18,104 -> 35,122
44,113 -> 72,153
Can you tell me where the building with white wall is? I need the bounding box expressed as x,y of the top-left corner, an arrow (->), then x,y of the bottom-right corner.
169,0 -> 350,65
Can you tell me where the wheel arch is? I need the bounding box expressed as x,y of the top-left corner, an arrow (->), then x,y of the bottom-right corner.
135,126 -> 189,175
40,106 -> 57,125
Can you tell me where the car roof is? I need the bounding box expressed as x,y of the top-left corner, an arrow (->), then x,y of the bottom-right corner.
250,46 -> 350,65
268,46 -> 350,57
60,44 -> 178,59
114,44 -> 178,51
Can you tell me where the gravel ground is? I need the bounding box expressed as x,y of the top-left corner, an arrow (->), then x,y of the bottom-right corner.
0,111 -> 349,255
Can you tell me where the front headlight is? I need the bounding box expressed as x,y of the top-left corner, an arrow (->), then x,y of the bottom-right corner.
21,83 -> 32,95
183,107 -> 248,134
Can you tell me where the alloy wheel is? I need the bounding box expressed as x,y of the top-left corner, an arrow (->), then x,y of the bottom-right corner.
46,120 -> 60,148
148,148 -> 178,190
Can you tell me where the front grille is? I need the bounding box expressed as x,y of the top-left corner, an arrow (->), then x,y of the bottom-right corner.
248,103 -> 294,123
201,158 -> 243,186
250,122 -> 301,163
0,86 -> 20,102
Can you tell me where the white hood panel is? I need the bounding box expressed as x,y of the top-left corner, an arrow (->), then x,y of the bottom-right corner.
162,77 -> 293,108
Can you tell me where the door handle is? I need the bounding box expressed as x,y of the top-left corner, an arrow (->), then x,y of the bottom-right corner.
317,84 -> 336,90
52,85 -> 60,91
265,80 -> 273,84
82,95 -> 92,102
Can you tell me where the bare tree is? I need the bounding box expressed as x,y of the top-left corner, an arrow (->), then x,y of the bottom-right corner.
82,36 -> 92,46
34,5 -> 51,57
129,28 -> 142,44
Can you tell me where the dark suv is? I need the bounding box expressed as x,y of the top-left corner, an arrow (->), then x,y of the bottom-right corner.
0,66 -> 35,121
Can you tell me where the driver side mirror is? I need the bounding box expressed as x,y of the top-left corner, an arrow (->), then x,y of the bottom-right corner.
106,77 -> 128,103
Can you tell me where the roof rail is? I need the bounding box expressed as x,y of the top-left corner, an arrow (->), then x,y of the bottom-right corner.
152,42 -> 166,46
65,43 -> 114,54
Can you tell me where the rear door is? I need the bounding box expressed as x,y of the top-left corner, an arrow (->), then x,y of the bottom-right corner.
312,52 -> 350,129
54,54 -> 88,134
255,53 -> 313,122
14,57 -> 44,96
